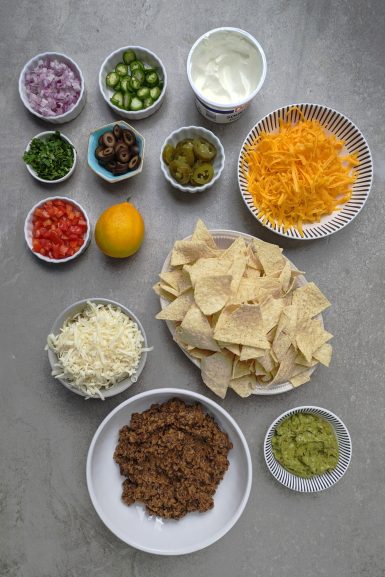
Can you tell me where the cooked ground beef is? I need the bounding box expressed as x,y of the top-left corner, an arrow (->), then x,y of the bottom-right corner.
113,398 -> 233,519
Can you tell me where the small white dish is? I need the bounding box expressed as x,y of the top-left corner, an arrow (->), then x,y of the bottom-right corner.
24,132 -> 77,184
264,406 -> 352,492
238,103 -> 373,240
19,52 -> 86,124
99,46 -> 167,120
47,298 -> 148,399
159,229 -> 323,395
160,126 -> 225,193
24,196 -> 91,264
86,388 -> 252,554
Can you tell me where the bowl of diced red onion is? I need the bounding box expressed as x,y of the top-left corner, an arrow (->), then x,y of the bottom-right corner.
19,52 -> 86,124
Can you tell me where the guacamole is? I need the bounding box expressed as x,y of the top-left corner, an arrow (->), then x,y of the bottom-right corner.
272,412 -> 339,478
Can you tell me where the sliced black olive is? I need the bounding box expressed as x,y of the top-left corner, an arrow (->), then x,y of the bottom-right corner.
98,134 -> 104,146
122,129 -> 135,147
101,131 -> 116,148
128,155 -> 141,170
99,146 -> 115,163
105,161 -> 117,172
116,148 -> 130,163
130,144 -> 139,156
115,142 -> 129,155
95,146 -> 105,160
113,124 -> 122,140
113,162 -> 129,175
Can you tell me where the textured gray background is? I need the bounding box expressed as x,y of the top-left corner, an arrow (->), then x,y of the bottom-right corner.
1,1 -> 385,576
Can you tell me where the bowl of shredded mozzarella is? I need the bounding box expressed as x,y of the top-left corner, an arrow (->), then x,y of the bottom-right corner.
46,299 -> 150,399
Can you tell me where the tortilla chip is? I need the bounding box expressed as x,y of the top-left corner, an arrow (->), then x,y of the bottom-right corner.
272,331 -> 292,363
177,304 -> 220,352
185,258 -> 232,287
220,237 -> 247,261
159,269 -> 192,294
294,352 -> 318,368
155,290 -> 194,321
230,373 -> 257,397
296,318 -> 333,362
269,346 -> 297,385
229,255 -> 247,295
153,282 -> 177,301
234,277 -> 282,304
258,350 -> 277,373
232,358 -> 254,379
201,351 -> 233,399
171,241 -> 217,267
187,348 -> 213,360
254,360 -> 269,376
194,274 -> 232,315
218,342 -> 241,356
313,343 -> 333,367
214,304 -> 270,348
252,238 -> 285,275
292,282 -> 331,319
290,371 -> 311,388
260,296 -> 285,333
246,244 -> 262,270
278,260 -> 292,293
191,219 -> 217,248
240,345 -> 266,361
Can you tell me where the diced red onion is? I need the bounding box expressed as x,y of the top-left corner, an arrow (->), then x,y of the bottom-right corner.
24,58 -> 82,117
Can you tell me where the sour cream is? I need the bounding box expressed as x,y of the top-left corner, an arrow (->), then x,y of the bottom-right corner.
190,29 -> 264,106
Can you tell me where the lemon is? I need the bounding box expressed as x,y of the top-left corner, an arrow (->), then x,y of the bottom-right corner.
95,202 -> 145,258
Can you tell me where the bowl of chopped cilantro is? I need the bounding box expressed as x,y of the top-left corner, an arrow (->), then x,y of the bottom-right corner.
23,131 -> 77,183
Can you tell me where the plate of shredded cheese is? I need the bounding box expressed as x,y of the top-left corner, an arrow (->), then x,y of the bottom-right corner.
238,103 -> 373,239
46,298 -> 150,399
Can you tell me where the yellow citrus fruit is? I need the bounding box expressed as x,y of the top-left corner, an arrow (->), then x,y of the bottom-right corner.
95,202 -> 144,258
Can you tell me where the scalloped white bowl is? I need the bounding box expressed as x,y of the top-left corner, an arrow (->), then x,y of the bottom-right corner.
160,126 -> 225,193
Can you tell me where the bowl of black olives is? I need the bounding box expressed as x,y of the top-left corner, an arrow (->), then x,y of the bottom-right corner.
88,121 -> 144,183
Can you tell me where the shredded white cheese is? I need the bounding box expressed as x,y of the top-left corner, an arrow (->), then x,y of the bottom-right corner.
47,301 -> 150,399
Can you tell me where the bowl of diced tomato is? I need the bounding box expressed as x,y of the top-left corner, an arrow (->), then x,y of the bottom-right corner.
24,197 -> 91,263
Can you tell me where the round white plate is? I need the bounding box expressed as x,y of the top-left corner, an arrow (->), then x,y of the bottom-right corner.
264,406 -> 352,492
238,103 -> 373,240
160,229 -> 323,395
86,388 -> 252,555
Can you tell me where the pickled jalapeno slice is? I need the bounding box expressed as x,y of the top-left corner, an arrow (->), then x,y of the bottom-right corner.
190,162 -> 214,185
169,159 -> 192,184
193,138 -> 217,161
162,144 -> 175,165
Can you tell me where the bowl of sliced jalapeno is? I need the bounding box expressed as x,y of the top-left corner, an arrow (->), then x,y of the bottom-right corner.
99,46 -> 167,120
160,126 -> 225,193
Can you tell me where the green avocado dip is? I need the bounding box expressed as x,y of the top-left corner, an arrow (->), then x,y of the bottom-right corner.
272,413 -> 339,478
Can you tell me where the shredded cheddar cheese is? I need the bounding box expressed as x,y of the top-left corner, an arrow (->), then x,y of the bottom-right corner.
242,108 -> 359,236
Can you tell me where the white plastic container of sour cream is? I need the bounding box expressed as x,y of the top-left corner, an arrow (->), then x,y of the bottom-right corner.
187,27 -> 267,124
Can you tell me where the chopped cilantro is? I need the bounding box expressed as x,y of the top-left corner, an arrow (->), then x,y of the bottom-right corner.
23,131 -> 74,181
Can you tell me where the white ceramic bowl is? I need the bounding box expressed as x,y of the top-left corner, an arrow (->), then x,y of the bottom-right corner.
159,229 -> 324,395
19,52 -> 86,124
47,298 -> 148,399
87,388 -> 252,554
24,132 -> 77,184
160,126 -> 225,193
99,46 -> 167,120
24,196 -> 91,264
264,406 -> 352,492
238,103 -> 373,240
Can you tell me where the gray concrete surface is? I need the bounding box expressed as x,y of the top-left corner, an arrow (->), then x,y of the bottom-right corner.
1,1 -> 385,575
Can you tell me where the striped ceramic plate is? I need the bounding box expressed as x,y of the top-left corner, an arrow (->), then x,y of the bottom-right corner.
238,103 -> 373,240
264,406 -> 352,492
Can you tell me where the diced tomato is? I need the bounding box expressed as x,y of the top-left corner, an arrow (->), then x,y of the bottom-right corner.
31,199 -> 87,260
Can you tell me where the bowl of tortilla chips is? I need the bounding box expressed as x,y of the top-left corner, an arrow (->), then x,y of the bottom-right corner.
154,220 -> 333,398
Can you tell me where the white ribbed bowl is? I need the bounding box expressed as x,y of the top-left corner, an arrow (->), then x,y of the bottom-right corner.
159,229 -> 325,395
19,52 -> 86,124
24,196 -> 91,264
264,406 -> 352,492
238,103 -> 373,239
47,298 -> 148,399
99,46 -> 167,120
160,126 -> 225,193
24,132 -> 77,184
